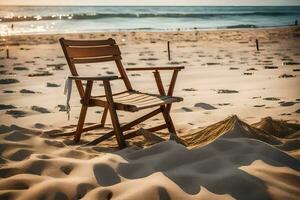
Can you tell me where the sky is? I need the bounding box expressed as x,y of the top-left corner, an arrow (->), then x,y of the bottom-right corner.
0,0 -> 299,6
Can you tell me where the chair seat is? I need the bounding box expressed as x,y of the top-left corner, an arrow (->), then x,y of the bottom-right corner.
88,90 -> 183,112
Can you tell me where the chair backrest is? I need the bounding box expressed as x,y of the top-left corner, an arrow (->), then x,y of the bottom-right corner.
59,38 -> 132,98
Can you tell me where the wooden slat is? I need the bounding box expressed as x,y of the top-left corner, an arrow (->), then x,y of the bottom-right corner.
126,66 -> 184,71
109,93 -> 163,106
113,93 -> 154,102
63,38 -> 116,46
118,94 -> 167,105
133,97 -> 170,106
66,45 -> 121,58
72,55 -> 122,63
68,75 -> 118,81
100,93 -> 172,105
134,97 -> 181,111
90,91 -> 183,112
118,95 -> 161,104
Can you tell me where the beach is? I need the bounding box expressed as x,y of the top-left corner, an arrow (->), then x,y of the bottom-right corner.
0,27 -> 300,199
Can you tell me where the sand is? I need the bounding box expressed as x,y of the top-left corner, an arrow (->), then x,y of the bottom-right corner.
0,27 -> 300,199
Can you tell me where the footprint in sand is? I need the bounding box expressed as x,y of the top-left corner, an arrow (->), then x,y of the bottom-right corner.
60,165 -> 74,175
194,103 -> 217,110
263,97 -> 280,101
0,104 -> 16,110
93,163 -> 120,186
139,58 -> 159,61
8,149 -> 33,161
76,183 -> 95,199
46,82 -> 60,87
130,73 -> 141,76
25,60 -> 35,64
33,123 -> 46,129
279,102 -> 297,107
182,88 -> 197,91
25,160 -> 46,175
127,62 -> 137,66
106,71 -> 115,75
254,105 -> 265,107
264,66 -> 278,69
181,107 -> 193,112
4,131 -> 31,141
5,110 -> 27,118
59,150 -> 88,159
278,74 -> 296,78
283,61 -> 300,65
44,140 -> 65,148
20,89 -> 36,94
28,71 -> 53,77
47,63 -> 66,70
0,167 -> 20,178
0,79 -> 19,84
206,62 -> 220,66
31,106 -> 50,113
218,103 -> 231,106
3,90 -> 15,94
36,154 -> 52,159
217,89 -> 239,94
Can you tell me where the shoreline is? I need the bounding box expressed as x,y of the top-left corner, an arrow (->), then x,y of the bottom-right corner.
1,25 -> 298,38
2,26 -> 299,45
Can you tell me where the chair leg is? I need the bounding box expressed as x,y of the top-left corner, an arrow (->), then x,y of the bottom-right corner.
108,106 -> 126,149
74,105 -> 88,142
74,80 -> 93,143
160,105 -> 177,134
100,106 -> 108,126
103,80 -> 126,149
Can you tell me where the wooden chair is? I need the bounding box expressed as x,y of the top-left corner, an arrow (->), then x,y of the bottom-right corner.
59,38 -> 184,148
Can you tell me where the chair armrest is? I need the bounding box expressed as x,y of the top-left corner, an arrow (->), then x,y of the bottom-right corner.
126,66 -> 184,71
68,75 -> 119,81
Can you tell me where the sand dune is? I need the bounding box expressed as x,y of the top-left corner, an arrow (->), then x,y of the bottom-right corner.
183,115 -> 300,159
252,116 -> 300,138
0,115 -> 300,200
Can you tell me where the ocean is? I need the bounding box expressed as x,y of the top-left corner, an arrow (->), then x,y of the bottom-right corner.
0,6 -> 300,35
